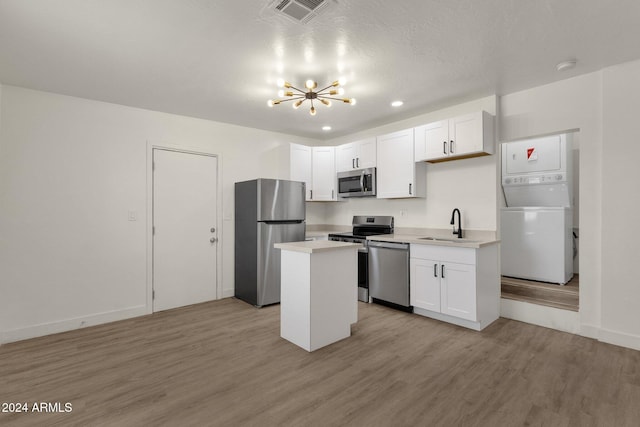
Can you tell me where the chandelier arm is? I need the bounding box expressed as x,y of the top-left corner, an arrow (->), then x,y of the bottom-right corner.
317,95 -> 350,101
287,85 -> 307,94
316,84 -> 335,93
274,96 -> 306,104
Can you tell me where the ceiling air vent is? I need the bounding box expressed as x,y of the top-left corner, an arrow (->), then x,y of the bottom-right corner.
273,0 -> 332,24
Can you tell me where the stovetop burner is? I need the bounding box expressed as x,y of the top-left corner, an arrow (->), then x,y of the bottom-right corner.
328,215 -> 394,241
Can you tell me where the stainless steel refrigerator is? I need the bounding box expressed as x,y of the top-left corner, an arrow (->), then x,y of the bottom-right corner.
234,179 -> 306,307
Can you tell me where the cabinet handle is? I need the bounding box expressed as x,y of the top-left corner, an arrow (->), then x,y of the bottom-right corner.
356,158 -> 360,168
441,264 -> 445,279
310,190 -> 313,200
434,263 -> 438,277
352,158 -> 355,169
450,140 -> 454,154
443,141 -> 447,154
409,183 -> 412,195
332,189 -> 334,199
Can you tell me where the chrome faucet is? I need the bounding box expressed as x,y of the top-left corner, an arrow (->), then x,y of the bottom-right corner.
450,208 -> 463,238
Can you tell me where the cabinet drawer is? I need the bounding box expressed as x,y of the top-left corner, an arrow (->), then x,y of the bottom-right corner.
410,244 -> 476,265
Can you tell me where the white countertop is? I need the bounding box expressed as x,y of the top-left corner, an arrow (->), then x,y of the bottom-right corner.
275,240 -> 362,254
366,233 -> 499,249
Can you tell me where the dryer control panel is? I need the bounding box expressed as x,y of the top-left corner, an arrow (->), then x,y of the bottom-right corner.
501,133 -> 573,208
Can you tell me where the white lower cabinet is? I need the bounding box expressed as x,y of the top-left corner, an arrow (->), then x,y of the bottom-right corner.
410,243 -> 499,331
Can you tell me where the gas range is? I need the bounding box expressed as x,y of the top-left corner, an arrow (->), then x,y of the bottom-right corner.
328,216 -> 394,302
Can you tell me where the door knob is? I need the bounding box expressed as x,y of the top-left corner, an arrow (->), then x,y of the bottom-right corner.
210,237 -> 218,243
210,227 -> 216,233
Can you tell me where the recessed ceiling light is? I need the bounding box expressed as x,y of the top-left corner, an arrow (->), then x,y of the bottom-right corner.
391,100 -> 404,107
322,126 -> 332,131
556,60 -> 577,72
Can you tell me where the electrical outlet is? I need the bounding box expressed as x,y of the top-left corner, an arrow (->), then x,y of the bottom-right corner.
128,210 -> 137,221
400,210 -> 408,217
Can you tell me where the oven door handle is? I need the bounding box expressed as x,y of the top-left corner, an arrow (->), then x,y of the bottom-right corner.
360,171 -> 364,191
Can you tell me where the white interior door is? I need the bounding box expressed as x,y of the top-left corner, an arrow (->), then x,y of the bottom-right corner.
153,149 -> 218,312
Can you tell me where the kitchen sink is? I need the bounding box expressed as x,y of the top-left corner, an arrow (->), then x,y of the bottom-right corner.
418,236 -> 478,243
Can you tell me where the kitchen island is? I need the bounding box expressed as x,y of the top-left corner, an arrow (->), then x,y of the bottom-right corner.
274,240 -> 361,352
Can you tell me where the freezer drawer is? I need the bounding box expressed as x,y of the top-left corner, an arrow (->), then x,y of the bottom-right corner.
256,221 -> 306,306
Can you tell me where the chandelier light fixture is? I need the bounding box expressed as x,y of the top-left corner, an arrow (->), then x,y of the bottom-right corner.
267,77 -> 356,116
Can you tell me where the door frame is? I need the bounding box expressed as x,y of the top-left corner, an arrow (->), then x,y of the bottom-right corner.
146,141 -> 223,314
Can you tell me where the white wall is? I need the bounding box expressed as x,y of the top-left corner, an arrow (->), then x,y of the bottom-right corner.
500,62 -> 640,350
323,96 -> 498,231
600,60 -> 640,346
0,85 -> 315,343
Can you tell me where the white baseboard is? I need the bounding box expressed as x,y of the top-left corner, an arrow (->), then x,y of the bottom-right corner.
222,288 -> 234,299
501,300 -> 640,351
598,327 -> 640,351
500,298 -> 581,334
0,305 -> 149,345
579,323 -> 600,340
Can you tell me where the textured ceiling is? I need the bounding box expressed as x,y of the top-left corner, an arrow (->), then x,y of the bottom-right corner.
1,0 -> 639,139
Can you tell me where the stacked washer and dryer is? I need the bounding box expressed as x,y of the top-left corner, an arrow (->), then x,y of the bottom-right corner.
500,134 -> 574,285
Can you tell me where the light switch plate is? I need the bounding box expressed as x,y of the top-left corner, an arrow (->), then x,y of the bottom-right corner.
128,210 -> 137,221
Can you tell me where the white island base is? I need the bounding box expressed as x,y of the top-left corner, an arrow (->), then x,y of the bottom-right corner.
275,240 -> 361,352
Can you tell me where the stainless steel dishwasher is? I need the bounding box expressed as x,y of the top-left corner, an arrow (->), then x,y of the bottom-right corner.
368,240 -> 412,311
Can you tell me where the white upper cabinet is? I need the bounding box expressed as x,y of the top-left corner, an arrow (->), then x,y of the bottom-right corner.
415,111 -> 494,163
311,146 -> 337,201
336,137 -> 376,172
290,143 -> 312,201
415,119 -> 449,161
376,128 -> 426,199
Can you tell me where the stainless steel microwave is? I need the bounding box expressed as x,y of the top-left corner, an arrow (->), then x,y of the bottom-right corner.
337,168 -> 376,198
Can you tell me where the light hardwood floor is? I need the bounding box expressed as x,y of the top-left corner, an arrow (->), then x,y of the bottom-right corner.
501,275 -> 580,311
1,298 -> 639,426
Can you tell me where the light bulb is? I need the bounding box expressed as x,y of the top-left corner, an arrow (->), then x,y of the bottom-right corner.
305,80 -> 317,90
276,78 -> 285,88
310,106 -> 316,116
277,90 -> 284,97
329,89 -> 338,95
320,99 -> 332,107
267,100 -> 274,107
293,100 -> 303,109
349,98 -> 356,105
338,77 -> 347,86
338,88 -> 345,95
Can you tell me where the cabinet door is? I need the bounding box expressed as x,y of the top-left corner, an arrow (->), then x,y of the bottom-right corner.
336,143 -> 356,172
416,120 -> 449,161
449,112 -> 482,156
290,143 -> 312,201
311,146 -> 336,200
410,258 -> 441,312
355,137 -> 377,169
376,129 -> 415,198
440,262 -> 476,321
